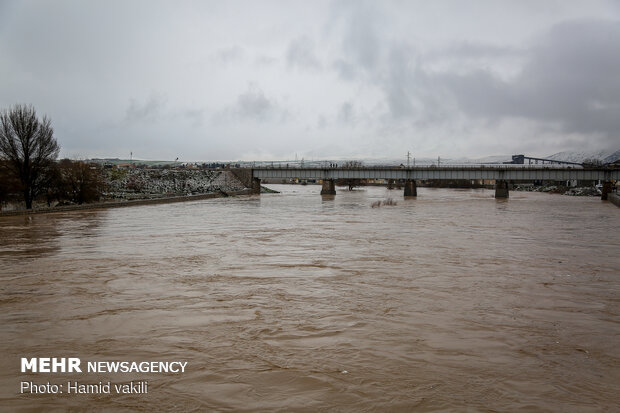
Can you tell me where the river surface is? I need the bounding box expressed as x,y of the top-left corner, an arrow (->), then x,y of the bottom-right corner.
1,185 -> 619,412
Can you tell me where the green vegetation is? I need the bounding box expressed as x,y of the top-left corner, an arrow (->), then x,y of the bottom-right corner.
260,186 -> 280,193
109,168 -> 128,181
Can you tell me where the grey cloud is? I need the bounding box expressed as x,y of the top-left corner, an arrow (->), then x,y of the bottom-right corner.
3,1 -> 619,161
338,101 -> 355,124
383,46 -> 416,119
382,46 -> 456,126
326,0 -> 619,150
232,84 -> 289,123
426,42 -> 524,60
333,16 -> 620,144
255,55 -> 278,66
125,95 -> 166,123
216,46 -> 244,64
328,0 -> 385,79
439,70 -> 516,118
438,19 -> 620,140
332,58 -> 359,80
286,36 -> 321,70
236,85 -> 273,120
182,108 -> 205,128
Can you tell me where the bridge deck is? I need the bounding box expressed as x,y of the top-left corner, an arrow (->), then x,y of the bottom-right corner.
253,166 -> 618,181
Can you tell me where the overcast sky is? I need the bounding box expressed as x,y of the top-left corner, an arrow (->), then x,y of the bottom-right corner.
1,0 -> 619,161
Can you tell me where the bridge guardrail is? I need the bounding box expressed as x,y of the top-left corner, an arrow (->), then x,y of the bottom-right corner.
254,164 -> 591,170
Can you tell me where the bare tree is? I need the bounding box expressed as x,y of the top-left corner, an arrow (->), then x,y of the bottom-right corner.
0,105 -> 60,209
336,160 -> 364,190
59,160 -> 104,204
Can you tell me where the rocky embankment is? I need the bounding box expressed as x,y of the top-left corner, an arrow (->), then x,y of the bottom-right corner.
0,168 -> 254,216
103,168 -> 247,200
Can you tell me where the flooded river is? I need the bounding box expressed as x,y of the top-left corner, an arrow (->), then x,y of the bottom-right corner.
1,185 -> 619,412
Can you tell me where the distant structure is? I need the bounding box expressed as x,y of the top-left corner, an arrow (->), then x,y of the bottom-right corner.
505,154 -> 582,166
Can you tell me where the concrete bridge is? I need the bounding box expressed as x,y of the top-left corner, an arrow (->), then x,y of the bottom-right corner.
248,166 -> 619,199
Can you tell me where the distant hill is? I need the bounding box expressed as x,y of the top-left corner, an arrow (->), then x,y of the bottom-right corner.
547,149 -> 620,164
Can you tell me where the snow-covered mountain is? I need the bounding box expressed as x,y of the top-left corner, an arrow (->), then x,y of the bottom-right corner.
547,149 -> 620,164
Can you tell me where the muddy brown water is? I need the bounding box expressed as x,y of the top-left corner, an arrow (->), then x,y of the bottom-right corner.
1,185 -> 619,412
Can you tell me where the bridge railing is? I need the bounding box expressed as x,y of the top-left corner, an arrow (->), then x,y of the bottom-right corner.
253,164 -> 589,170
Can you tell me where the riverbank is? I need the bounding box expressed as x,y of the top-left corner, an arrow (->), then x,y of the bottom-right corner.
0,189 -> 254,217
0,168 -> 257,216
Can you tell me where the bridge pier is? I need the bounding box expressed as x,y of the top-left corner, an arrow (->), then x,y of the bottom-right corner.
387,179 -> 395,190
252,177 -> 261,194
404,180 -> 417,197
495,180 -> 509,198
321,179 -> 336,195
601,181 -> 613,200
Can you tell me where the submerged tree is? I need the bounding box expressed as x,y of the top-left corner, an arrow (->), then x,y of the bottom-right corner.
0,105 -> 60,208
57,159 -> 104,204
0,161 -> 22,207
336,160 -> 364,190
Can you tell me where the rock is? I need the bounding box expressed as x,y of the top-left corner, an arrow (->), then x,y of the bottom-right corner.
102,169 -> 247,199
